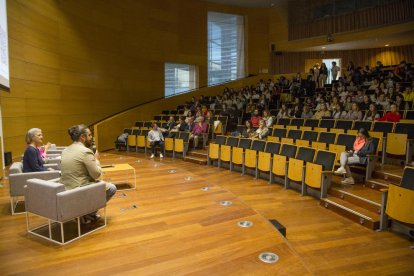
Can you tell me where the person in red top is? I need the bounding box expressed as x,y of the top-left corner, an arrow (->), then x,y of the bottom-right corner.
377,104 -> 401,122
190,116 -> 208,148
250,109 -> 262,127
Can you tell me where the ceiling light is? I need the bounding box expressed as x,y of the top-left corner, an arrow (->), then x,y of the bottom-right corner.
322,46 -> 326,49
385,44 -> 389,47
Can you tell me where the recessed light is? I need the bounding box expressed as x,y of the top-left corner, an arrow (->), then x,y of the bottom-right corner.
385,44 -> 389,47
322,47 -> 326,49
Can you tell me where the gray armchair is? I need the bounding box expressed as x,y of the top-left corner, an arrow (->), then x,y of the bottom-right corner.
9,162 -> 60,215
25,179 -> 107,245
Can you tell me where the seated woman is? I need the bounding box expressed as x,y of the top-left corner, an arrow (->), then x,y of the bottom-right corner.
252,119 -> 269,140
334,128 -> 376,185
240,120 -> 255,138
344,102 -> 363,120
276,104 -> 290,119
301,105 -> 313,119
332,103 -> 347,119
363,104 -> 380,121
23,128 -> 51,172
313,103 -> 331,119
262,110 -> 274,128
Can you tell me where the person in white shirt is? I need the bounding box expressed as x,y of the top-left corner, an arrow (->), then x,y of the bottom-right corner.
331,61 -> 340,83
148,124 -> 164,158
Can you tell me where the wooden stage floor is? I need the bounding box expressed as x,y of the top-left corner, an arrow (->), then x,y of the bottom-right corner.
0,151 -> 413,275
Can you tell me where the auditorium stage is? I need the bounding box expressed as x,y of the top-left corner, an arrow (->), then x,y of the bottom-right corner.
0,151 -> 413,275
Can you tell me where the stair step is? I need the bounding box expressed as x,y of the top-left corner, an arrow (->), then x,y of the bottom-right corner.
372,170 -> 402,185
320,197 -> 380,230
365,179 -> 390,191
188,151 -> 208,159
183,156 -> 207,165
328,186 -> 382,214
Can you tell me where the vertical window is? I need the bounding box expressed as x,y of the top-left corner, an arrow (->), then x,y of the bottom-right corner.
164,63 -> 197,97
208,12 -> 245,86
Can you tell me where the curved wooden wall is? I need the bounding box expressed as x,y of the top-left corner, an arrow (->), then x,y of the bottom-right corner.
94,75 -> 268,151
1,0 -> 269,158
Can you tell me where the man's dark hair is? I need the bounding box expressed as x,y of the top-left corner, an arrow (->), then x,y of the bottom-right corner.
68,124 -> 89,141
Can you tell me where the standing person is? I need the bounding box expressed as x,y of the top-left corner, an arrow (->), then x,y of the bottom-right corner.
60,124 -> 117,223
148,124 -> 165,158
331,61 -> 340,83
23,128 -> 52,172
313,63 -> 320,88
319,63 -> 328,88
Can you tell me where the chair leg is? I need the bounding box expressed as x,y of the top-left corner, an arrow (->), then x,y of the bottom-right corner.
60,222 -> 64,244
379,191 -> 389,231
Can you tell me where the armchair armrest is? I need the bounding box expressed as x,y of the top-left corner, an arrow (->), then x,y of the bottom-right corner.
44,163 -> 60,170
9,170 -> 61,197
57,182 -> 106,222
24,179 -> 65,220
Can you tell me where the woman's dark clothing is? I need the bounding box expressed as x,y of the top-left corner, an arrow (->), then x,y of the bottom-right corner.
357,138 -> 376,165
23,146 -> 47,172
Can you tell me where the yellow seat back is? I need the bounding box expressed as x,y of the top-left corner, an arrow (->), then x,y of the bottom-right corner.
128,135 -> 137,147
273,124 -> 285,129
386,133 -> 407,155
220,145 -> 231,162
272,154 -> 287,176
267,136 -> 279,142
328,144 -> 346,165
330,128 -> 345,134
214,121 -> 223,134
232,147 -> 244,165
209,143 -> 219,159
296,139 -> 309,147
137,136 -> 146,147
286,125 -> 297,130
288,158 -> 304,182
244,149 -> 257,169
347,129 -> 358,135
314,127 -> 327,132
165,138 -> 174,151
258,152 -> 271,172
300,126 -> 312,131
305,162 -> 323,188
281,137 -> 294,145
386,184 -> 414,224
174,139 -> 184,153
311,141 -> 327,150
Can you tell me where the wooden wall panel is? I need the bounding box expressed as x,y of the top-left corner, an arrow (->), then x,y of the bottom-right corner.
271,45 -> 414,75
1,0 -> 270,158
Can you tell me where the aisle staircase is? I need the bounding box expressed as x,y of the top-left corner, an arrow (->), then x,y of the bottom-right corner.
320,166 -> 403,230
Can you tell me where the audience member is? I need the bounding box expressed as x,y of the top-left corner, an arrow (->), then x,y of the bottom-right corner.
377,104 -> 401,122
251,109 -> 262,127
334,128 -> 375,185
344,103 -> 362,120
363,104 -> 380,121
148,124 -> 164,158
252,119 -> 269,140
190,117 -> 207,148
241,120 -> 255,138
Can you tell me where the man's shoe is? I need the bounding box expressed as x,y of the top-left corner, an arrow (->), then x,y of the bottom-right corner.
341,177 -> 355,185
150,154 -> 154,158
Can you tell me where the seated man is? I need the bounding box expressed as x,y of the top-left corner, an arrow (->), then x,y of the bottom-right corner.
148,123 -> 164,158
190,117 -> 207,148
161,116 -> 176,137
60,124 -> 117,223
